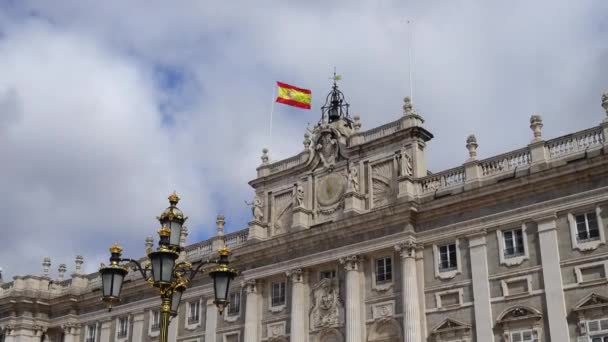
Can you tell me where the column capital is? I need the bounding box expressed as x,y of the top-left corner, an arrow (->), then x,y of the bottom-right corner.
394,240 -> 418,258
242,279 -> 259,293
533,214 -> 557,232
466,229 -> 487,247
339,255 -> 361,271
286,268 -> 306,282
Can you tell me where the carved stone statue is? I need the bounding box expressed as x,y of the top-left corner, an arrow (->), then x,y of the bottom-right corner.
246,196 -> 264,221
399,149 -> 413,177
316,132 -> 339,169
347,162 -> 359,193
294,183 -> 305,208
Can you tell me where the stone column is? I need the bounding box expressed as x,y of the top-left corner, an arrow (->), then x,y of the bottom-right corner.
168,313 -> 178,341
340,255 -> 364,342
467,231 -> 494,342
205,298 -> 218,342
243,280 -> 260,342
288,269 -> 309,342
130,312 -> 145,342
536,216 -> 569,341
98,319 -> 112,342
395,242 -> 422,342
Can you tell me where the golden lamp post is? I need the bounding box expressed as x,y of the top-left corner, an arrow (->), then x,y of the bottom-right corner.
99,192 -> 237,342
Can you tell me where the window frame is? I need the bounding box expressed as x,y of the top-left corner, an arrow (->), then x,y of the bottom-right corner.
185,299 -> 202,329
371,254 -> 394,291
568,206 -> 605,252
85,324 -> 97,342
116,316 -> 129,339
497,224 -> 530,266
433,239 -> 462,279
224,289 -> 243,322
509,328 -> 538,342
269,281 -> 286,312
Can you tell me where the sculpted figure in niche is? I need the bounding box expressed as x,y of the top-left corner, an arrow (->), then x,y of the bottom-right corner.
399,148 -> 413,177
245,196 -> 264,221
347,162 -> 359,193
294,183 -> 305,208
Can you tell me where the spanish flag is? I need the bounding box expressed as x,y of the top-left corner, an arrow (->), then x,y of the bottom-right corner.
276,82 -> 312,109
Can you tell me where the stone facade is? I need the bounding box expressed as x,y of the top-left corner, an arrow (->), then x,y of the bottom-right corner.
2,90 -> 608,342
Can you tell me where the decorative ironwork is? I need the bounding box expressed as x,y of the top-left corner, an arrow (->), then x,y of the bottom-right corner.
320,70 -> 353,128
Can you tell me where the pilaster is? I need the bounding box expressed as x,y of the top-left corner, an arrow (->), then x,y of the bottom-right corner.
61,322 -> 80,342
287,269 -> 309,342
395,241 -> 422,342
98,319 -> 112,342
340,255 -> 364,342
535,215 -> 569,341
243,280 -> 261,342
130,312 -> 145,342
467,231 -> 494,342
205,298 -> 218,342
415,246 -> 427,339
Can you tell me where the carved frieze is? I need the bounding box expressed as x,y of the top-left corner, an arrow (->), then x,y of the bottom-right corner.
272,191 -> 293,235
371,160 -> 394,207
309,278 -> 344,331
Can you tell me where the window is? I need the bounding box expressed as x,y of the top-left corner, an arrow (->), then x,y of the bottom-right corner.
271,281 -> 286,307
591,337 -> 608,342
151,311 -> 160,331
510,329 -> 538,341
117,317 -> 128,338
188,301 -> 200,324
86,324 -> 96,342
576,212 -> 600,242
503,229 -> 525,257
375,257 -> 392,284
439,243 -> 457,271
320,270 -> 336,279
228,291 -> 241,315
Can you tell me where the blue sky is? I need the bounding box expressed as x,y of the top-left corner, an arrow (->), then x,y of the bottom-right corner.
0,0 -> 607,278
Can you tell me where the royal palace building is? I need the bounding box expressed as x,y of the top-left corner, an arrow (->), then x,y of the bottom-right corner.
2,85 -> 608,342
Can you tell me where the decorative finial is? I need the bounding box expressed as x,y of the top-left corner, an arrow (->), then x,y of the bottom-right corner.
261,148 -> 269,165
42,257 -> 51,277
466,135 -> 478,161
530,114 -> 543,142
74,255 -> 84,275
303,133 -> 311,149
168,191 -> 180,206
216,214 -> 225,236
58,264 -> 67,280
602,92 -> 608,119
109,242 -> 123,254
145,236 -> 154,254
353,115 -> 361,132
403,97 -> 413,116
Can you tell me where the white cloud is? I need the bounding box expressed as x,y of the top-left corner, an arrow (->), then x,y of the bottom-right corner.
0,0 -> 606,278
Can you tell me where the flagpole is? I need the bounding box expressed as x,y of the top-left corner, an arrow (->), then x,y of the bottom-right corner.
407,19 -> 414,102
269,85 -> 277,148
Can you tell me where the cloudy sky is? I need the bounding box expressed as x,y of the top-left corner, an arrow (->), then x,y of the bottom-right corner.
0,1 -> 606,279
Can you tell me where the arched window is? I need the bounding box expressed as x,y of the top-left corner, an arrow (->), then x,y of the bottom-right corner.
496,306 -> 542,341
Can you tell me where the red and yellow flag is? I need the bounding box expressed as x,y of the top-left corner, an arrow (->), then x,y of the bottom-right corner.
276,82 -> 311,109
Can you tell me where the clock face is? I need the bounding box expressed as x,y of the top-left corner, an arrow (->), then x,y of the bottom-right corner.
316,173 -> 346,207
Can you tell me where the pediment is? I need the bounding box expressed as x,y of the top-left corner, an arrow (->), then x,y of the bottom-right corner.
573,293 -> 608,312
496,306 -> 542,324
431,318 -> 471,334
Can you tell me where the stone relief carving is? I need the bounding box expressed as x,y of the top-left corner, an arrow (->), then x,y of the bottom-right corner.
316,132 -> 339,169
294,183 -> 305,208
315,172 -> 347,217
273,191 -> 293,235
398,148 -> 413,177
372,160 -> 394,207
371,301 -> 395,322
347,162 -> 359,193
267,321 -> 287,341
245,195 -> 264,222
309,278 -> 344,331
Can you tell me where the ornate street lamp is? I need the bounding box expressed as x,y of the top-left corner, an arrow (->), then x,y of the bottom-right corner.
99,192 -> 237,342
